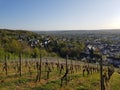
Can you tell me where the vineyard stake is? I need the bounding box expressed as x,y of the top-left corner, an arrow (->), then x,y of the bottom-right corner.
5,54 -> 8,76
19,53 -> 22,77
100,57 -> 104,90
39,54 -> 42,81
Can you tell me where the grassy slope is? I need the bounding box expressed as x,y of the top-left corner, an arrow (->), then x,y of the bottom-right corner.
1,70 -> 120,90
0,58 -> 120,90
109,72 -> 120,90
32,72 -> 120,90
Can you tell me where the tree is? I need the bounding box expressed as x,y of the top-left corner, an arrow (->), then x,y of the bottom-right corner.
4,39 -> 20,53
32,47 -> 40,58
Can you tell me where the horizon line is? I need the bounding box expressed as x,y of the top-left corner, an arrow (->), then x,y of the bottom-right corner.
1,28 -> 120,31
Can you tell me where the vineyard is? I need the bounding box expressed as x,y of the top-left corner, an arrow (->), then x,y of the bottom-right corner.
1,0 -> 120,89
0,55 -> 120,90
1,29 -> 120,90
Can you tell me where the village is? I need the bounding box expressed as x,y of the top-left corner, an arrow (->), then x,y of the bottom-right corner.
38,30 -> 120,68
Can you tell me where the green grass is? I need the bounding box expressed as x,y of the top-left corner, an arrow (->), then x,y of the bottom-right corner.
109,72 -> 120,90
30,73 -> 100,90
1,61 -> 120,90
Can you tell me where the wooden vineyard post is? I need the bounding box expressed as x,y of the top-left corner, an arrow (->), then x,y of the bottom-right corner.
45,58 -> 48,71
65,55 -> 68,85
46,66 -> 51,80
70,58 -> 73,74
5,55 -> 8,76
60,55 -> 69,86
57,58 -> 59,70
100,57 -> 104,90
45,58 -> 51,81
19,53 -> 22,77
66,55 -> 68,72
39,54 -> 42,81
35,61 -> 39,82
75,58 -> 77,73
35,54 -> 42,82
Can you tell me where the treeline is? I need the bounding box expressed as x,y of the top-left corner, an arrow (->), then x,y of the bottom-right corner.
0,29 -> 53,59
0,29 -> 86,60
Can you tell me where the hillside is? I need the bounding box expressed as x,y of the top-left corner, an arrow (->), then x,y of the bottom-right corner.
0,29 -> 120,90
0,29 -> 86,60
0,57 -> 120,90
0,29 -> 58,59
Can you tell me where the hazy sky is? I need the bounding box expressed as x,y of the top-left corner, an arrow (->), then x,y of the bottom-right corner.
0,0 -> 120,30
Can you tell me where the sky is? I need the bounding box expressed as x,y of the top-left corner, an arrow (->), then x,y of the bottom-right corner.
0,0 -> 120,31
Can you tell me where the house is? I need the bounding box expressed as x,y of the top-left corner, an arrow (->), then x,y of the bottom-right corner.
28,39 -> 39,48
107,57 -> 120,67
